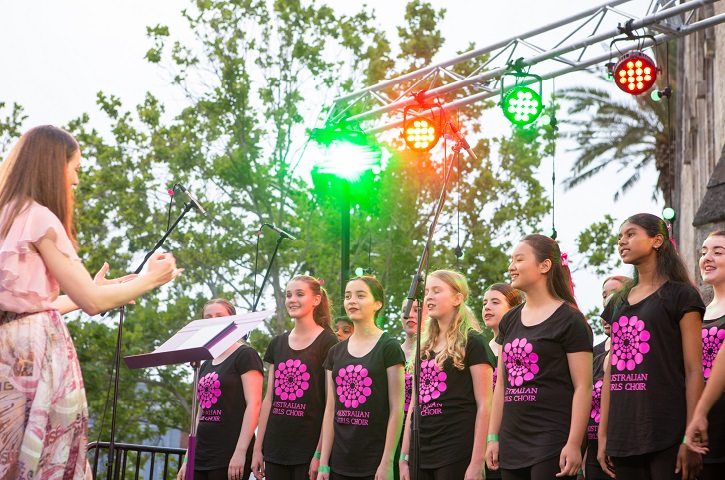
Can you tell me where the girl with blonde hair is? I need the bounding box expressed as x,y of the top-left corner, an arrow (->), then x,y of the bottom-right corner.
400,270 -> 495,480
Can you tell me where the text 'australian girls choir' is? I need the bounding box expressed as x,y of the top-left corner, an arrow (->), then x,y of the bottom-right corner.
2,126 -> 725,480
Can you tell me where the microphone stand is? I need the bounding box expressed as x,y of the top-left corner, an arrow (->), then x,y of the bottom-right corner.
106,201 -> 195,479
402,139 -> 465,479
252,232 -> 289,312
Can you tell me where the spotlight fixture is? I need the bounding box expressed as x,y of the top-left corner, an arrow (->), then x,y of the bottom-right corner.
611,50 -> 657,95
403,117 -> 440,152
502,86 -> 543,126
500,64 -> 543,127
402,94 -> 443,152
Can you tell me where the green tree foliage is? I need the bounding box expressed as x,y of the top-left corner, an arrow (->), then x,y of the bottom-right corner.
1,0 -> 555,444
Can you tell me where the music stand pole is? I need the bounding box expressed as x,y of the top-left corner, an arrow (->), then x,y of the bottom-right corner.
186,361 -> 201,476
252,233 -> 287,312
106,202 -> 195,479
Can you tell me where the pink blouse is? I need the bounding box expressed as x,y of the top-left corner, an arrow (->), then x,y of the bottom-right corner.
0,201 -> 80,313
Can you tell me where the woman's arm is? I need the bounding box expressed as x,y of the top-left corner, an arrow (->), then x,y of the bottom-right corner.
465,363 -> 493,480
597,352 -> 614,478
687,337 -> 725,453
558,351 -> 592,477
52,262 -> 138,315
318,371 -> 336,480
485,354 -> 505,471
228,370 -> 263,479
399,405 -> 415,480
677,311 -> 705,480
251,365 -> 275,480
375,364 -> 404,480
36,232 -> 180,315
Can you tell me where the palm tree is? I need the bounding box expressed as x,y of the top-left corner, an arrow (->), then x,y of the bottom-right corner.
559,81 -> 673,202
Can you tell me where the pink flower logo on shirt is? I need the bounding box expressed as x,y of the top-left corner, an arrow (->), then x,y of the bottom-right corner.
275,358 -> 310,401
336,364 -> 372,408
611,315 -> 650,371
404,372 -> 412,412
492,367 -> 498,391
198,372 -> 222,409
419,359 -> 447,404
591,379 -> 603,424
502,337 -> 539,386
702,326 -> 725,380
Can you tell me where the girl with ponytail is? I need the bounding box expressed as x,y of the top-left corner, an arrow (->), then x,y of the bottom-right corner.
486,234 -> 593,480
597,214 -> 705,480
399,270 -> 495,480
252,276 -> 338,480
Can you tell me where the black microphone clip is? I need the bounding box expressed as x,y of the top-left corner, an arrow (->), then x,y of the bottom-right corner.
263,223 -> 296,240
177,184 -> 207,216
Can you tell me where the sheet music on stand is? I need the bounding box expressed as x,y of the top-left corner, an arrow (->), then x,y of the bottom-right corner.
124,310 -> 272,370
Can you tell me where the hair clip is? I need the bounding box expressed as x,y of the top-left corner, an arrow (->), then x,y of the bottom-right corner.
560,252 -> 569,267
318,278 -> 325,285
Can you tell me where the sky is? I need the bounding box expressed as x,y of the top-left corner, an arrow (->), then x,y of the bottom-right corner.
0,0 -> 666,333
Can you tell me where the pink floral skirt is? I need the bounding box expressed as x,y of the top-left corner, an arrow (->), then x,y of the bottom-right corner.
0,309 -> 88,479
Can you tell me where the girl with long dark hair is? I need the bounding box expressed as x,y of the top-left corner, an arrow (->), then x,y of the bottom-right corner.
399,270 -> 495,480
252,276 -> 338,480
318,276 -> 405,480
684,230 -> 725,479
0,126 -> 180,479
486,234 -> 592,480
597,214 -> 705,480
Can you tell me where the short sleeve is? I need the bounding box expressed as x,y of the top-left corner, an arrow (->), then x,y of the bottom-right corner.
323,342 -> 341,371
601,301 -> 614,325
465,331 -> 494,368
382,337 -> 405,368
561,306 -> 593,353
235,345 -> 264,375
263,335 -> 279,364
0,202 -> 81,312
496,304 -> 523,345
320,330 -> 339,359
672,283 -> 705,322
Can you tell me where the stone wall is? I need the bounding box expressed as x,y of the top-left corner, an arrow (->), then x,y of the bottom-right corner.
675,1 -> 725,294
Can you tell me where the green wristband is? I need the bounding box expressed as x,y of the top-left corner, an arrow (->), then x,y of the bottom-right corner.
399,453 -> 409,462
314,451 -> 321,459
682,435 -> 687,445
487,433 -> 499,442
318,465 -> 331,473
182,455 -> 187,463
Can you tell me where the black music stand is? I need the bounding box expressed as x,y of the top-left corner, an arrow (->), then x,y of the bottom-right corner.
124,310 -> 273,477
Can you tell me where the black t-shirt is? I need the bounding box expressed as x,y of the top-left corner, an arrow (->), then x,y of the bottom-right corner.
593,340 -> 607,358
601,281 -> 705,457
585,350 -> 608,479
323,332 -> 405,476
702,315 -> 725,464
417,330 -> 494,468
495,302 -> 592,469
262,330 -> 338,465
195,345 -> 264,470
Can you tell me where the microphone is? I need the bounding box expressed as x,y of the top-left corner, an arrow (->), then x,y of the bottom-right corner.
177,184 -> 207,216
447,123 -> 477,160
263,223 -> 297,240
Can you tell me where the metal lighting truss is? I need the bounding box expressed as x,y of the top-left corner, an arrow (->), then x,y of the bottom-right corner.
323,0 -> 725,135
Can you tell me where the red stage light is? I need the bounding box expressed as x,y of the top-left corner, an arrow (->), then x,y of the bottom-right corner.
613,51 -> 657,95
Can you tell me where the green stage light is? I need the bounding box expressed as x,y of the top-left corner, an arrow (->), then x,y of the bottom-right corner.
311,125 -> 383,182
502,86 -> 543,126
663,207 -> 676,222
354,267 -> 365,276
